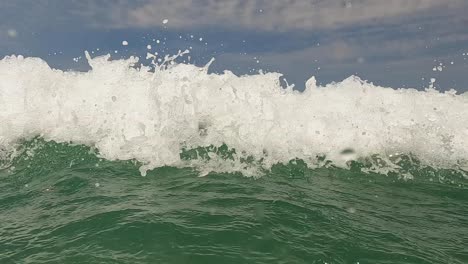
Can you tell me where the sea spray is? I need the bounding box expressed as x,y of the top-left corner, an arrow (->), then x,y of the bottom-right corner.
0,52 -> 467,176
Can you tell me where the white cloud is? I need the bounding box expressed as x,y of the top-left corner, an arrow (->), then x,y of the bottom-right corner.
105,0 -> 465,31
0,0 -> 464,32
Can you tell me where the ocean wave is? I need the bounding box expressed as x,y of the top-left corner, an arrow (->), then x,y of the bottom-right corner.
1,52 -> 467,176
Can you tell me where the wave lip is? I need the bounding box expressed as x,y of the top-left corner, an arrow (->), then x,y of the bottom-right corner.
0,53 -> 467,175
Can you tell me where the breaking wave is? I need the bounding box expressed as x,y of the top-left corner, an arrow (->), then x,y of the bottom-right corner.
1,52 -> 467,177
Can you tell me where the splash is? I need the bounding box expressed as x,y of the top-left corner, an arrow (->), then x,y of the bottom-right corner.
0,52 -> 467,176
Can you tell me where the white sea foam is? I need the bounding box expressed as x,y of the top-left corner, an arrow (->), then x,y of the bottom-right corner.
0,53 -> 467,176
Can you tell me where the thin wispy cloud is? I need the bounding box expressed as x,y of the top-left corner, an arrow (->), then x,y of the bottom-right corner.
1,0 -> 465,32
113,0 -> 464,31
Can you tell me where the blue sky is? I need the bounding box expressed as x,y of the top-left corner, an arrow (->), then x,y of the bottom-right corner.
1,0 -> 468,91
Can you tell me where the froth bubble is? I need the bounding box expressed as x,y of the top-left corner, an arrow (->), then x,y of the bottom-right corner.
122,40 -> 129,46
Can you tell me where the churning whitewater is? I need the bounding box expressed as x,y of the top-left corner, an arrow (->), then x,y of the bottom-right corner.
0,52 -> 467,176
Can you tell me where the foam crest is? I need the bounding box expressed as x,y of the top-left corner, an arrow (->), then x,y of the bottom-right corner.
0,53 -> 467,176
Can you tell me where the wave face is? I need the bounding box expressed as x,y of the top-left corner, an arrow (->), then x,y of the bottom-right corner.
1,140 -> 466,264
0,53 -> 467,176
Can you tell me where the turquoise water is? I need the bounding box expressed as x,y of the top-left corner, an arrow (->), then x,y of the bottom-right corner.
1,140 -> 467,263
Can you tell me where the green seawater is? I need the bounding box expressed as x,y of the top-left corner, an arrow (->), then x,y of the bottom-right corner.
1,141 -> 467,264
